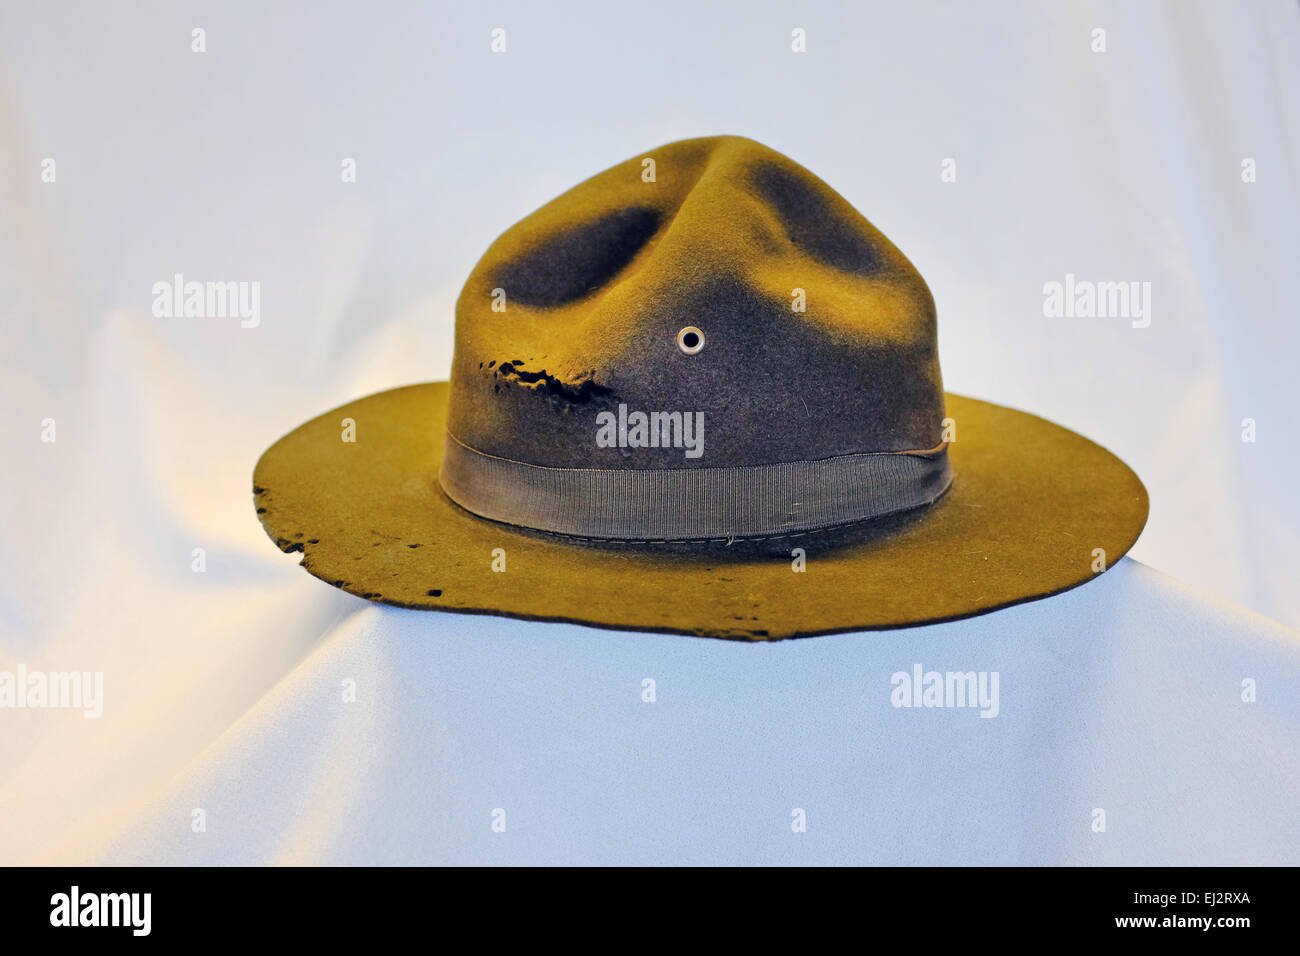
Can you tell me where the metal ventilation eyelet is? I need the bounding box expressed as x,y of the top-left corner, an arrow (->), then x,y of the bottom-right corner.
676,326 -> 705,355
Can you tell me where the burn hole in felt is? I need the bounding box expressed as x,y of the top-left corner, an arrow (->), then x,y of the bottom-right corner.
750,161 -> 882,275
495,362 -> 614,404
495,206 -> 661,308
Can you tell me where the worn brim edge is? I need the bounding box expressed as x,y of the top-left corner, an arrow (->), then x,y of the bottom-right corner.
253,382 -> 1148,641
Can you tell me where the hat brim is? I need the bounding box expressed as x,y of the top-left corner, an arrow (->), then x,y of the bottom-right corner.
253,382 -> 1147,640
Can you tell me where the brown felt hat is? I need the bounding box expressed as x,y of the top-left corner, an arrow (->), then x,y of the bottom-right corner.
253,135 -> 1148,640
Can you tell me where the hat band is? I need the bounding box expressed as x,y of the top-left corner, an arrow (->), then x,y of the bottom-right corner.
438,432 -> 953,542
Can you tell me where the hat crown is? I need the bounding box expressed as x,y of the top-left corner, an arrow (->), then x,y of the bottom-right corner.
446,135 -> 945,470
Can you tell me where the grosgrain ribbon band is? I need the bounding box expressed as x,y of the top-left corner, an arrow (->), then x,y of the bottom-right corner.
439,432 -> 953,541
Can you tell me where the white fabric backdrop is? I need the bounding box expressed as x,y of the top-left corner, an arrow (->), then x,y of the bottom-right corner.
1,0 -> 1297,864
98,561 -> 1300,866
